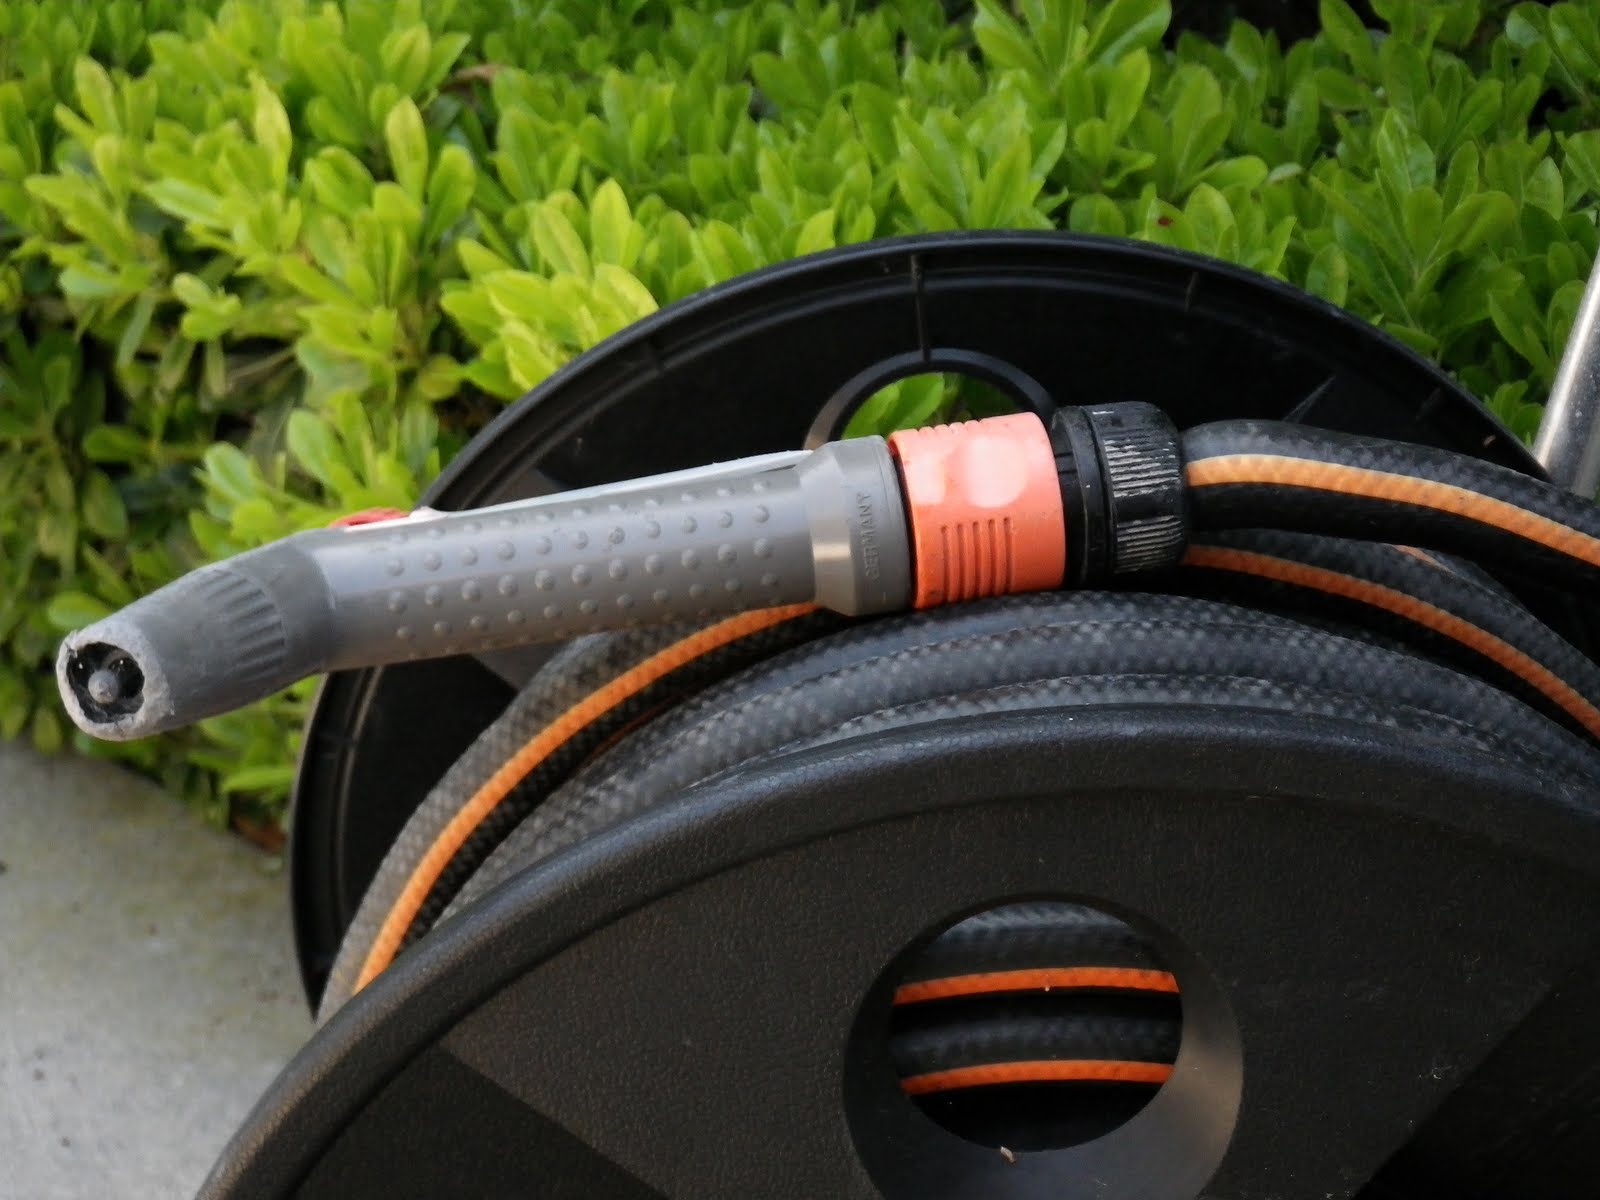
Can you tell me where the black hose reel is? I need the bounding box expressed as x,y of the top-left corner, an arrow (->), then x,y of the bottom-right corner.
203,234 -> 1600,1200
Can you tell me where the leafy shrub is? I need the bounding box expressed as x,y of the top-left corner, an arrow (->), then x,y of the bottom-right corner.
2,0 -> 1598,826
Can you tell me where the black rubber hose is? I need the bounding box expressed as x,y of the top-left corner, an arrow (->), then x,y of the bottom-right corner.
317,606 -> 841,1017
1183,421 -> 1600,592
889,993 -> 1183,1082
897,902 -> 1170,989
1176,530 -> 1600,744
412,591 -> 1598,1150
441,592 -> 1600,925
886,900 -> 1182,1148
321,589 -> 1600,1151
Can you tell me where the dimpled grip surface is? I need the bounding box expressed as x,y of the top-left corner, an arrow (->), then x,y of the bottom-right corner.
888,413 -> 1067,607
315,465 -> 818,667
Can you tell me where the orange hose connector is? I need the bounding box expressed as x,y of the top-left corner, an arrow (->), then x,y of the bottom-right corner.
888,413 -> 1066,608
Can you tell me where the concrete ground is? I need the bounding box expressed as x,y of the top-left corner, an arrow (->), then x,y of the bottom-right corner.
0,739 -> 311,1199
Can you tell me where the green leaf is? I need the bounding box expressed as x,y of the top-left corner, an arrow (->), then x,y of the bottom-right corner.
1103,50 -> 1151,139
972,0 -> 1045,75
1313,67 -> 1373,112
1068,193 -> 1127,236
252,74 -> 292,190
143,178 -> 226,228
304,147 -> 376,218
1310,175 -> 1407,272
1486,289 -> 1554,378
1400,188 -> 1442,263
588,179 -> 636,268
1438,192 -> 1516,258
218,763 -> 299,794
418,145 -> 474,248
45,458 -> 76,512
81,423 -> 145,463
500,320 -> 562,389
1184,183 -> 1235,256
1561,131 -> 1600,201
45,591 -> 112,632
73,58 -> 120,132
286,410 -> 346,490
1320,0 -> 1378,76
531,203 -> 591,278
1374,111 -> 1435,196
203,443 -> 258,506
1087,0 -> 1171,64
115,291 -> 157,367
1166,66 -> 1229,192
593,265 -> 658,323
81,471 -> 128,538
384,98 -> 429,203
78,544 -> 136,607
58,264 -> 129,302
793,208 -> 836,256
381,26 -> 432,95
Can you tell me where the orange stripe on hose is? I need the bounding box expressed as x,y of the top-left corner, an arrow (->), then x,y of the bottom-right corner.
352,604 -> 817,996
894,967 -> 1178,1006
1183,545 -> 1600,740
1186,455 -> 1600,570
901,1060 -> 1173,1095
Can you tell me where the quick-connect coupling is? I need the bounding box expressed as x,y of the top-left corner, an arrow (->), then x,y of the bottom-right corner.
881,402 -> 1187,604
887,413 -> 1067,608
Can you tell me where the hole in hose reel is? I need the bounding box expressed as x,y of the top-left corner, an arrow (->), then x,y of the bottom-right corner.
881,900 -> 1182,1154
806,349 -> 1046,448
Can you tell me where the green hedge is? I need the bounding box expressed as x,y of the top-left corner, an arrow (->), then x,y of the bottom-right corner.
3,0 -> 1599,825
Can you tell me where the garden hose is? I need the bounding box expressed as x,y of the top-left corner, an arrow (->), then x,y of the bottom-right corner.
56,401 -> 1600,741
316,521 -> 1600,1019
54,396 -> 1600,1152
320,591 -> 1600,1147
1183,421 -> 1600,592
1179,530 -> 1600,742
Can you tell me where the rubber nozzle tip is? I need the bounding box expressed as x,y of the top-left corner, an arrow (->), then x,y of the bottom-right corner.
58,635 -> 153,737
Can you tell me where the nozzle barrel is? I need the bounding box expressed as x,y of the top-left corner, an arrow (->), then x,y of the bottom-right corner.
58,437 -> 913,740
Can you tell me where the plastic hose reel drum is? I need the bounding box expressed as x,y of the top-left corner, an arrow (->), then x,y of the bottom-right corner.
288,231 -> 1588,1008
208,702 -> 1600,1200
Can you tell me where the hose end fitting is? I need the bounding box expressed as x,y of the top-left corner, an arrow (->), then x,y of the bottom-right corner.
1051,402 -> 1188,583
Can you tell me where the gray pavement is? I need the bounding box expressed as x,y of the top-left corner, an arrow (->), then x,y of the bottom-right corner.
1,739 -> 311,1199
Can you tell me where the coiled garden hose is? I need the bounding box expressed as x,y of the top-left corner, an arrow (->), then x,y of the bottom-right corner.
54,399 -> 1600,1149
1183,421 -> 1600,591
319,591 -> 1599,1147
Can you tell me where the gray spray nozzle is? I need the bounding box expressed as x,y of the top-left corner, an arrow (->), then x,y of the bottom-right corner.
58,537 -> 339,741
58,438 -> 912,741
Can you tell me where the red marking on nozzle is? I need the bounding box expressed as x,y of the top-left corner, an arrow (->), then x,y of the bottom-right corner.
331,507 -> 410,528
888,413 -> 1066,608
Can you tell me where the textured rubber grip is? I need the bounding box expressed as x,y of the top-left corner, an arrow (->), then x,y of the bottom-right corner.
314,463 -> 818,668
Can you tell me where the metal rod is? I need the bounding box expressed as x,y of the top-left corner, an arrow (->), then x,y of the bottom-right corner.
1534,248 -> 1600,497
